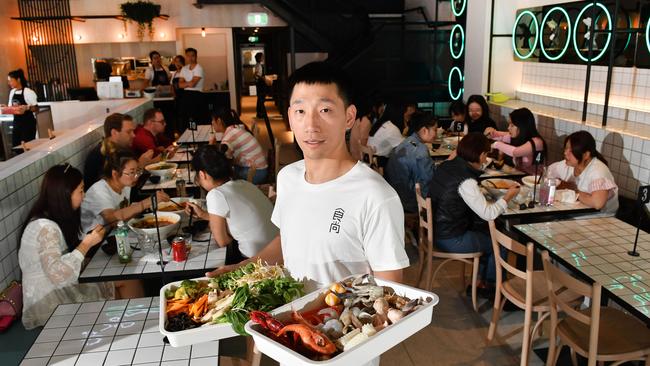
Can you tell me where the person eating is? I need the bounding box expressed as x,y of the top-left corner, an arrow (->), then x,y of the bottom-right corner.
465,95 -> 496,134
132,108 -> 175,158
81,150 -> 169,234
485,107 -> 546,175
185,144 -> 278,264
547,130 -> 618,215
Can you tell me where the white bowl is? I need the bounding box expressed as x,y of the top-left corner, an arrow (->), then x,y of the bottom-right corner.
522,175 -> 539,188
145,162 -> 177,181
128,212 -> 181,239
156,197 -> 206,218
481,178 -> 518,199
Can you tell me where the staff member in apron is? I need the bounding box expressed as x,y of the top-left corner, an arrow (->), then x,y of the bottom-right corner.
4,69 -> 38,148
145,51 -> 170,87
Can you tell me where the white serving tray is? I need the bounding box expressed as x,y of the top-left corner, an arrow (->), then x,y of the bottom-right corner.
159,277 -> 239,347
245,276 -> 439,366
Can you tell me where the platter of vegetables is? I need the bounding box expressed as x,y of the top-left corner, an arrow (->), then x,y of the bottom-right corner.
159,260 -> 304,347
245,274 -> 438,365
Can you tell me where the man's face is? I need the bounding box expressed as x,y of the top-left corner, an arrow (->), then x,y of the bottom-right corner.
186,51 -> 196,64
112,120 -> 135,147
151,53 -> 161,67
151,112 -> 166,134
288,83 -> 356,161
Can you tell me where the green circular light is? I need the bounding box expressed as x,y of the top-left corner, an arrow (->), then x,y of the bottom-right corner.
449,24 -> 465,59
451,0 -> 467,17
512,10 -> 540,60
540,7 -> 571,61
646,16 -> 650,54
448,66 -> 463,101
572,2 -> 612,62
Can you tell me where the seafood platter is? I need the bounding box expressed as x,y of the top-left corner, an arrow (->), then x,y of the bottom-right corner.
159,260 -> 304,347
245,274 -> 438,365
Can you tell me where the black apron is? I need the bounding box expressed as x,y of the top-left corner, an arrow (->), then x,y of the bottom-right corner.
152,68 -> 169,86
11,89 -> 37,147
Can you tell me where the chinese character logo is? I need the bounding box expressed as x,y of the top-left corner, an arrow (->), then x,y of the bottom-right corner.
329,208 -> 345,234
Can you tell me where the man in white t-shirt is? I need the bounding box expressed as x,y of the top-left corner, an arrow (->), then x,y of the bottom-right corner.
178,47 -> 205,131
207,61 -> 409,289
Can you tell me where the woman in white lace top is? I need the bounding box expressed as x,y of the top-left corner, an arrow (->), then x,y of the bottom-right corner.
19,165 -> 113,329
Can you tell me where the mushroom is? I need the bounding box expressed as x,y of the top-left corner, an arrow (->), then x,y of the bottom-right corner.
373,298 -> 389,315
387,308 -> 405,324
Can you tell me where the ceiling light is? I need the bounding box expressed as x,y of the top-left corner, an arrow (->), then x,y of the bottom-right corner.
201,27 -> 206,37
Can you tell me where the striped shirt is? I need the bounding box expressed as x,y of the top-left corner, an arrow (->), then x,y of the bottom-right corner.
222,125 -> 268,169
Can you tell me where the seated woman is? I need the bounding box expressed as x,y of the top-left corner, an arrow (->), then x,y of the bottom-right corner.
429,133 -> 520,290
367,104 -> 404,163
211,109 -> 268,184
547,130 -> 618,215
465,95 -> 496,135
81,149 -> 169,234
19,165 -> 141,329
185,145 -> 278,264
385,111 -> 437,213
485,107 -> 546,175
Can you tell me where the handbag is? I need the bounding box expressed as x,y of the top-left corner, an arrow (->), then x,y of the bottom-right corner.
0,281 -> 22,332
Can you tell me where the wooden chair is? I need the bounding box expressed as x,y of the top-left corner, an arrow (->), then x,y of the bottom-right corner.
274,131 -> 294,179
541,251 -> 650,366
415,183 -> 480,311
487,221 -> 582,366
360,144 -> 383,175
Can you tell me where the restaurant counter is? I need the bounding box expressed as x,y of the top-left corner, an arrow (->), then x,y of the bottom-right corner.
0,98 -> 152,291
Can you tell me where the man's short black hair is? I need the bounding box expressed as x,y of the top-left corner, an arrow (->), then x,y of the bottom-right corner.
185,48 -> 197,56
255,53 -> 264,63
149,50 -> 160,60
287,61 -> 355,107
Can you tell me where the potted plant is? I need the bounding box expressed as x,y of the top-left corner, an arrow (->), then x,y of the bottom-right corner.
120,1 -> 161,41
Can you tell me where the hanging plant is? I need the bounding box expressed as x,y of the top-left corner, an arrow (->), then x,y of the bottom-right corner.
120,1 -> 161,41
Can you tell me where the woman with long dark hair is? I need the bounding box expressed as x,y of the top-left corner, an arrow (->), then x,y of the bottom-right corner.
465,95 -> 496,135
211,109 -> 268,184
485,107 -> 546,175
19,165 -> 112,329
2,69 -> 38,148
547,130 -> 618,215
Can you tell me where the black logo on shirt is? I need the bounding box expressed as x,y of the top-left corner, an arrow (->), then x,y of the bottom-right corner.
329,208 -> 345,234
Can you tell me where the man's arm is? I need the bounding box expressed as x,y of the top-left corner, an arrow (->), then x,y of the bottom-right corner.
374,269 -> 403,283
206,234 -> 283,277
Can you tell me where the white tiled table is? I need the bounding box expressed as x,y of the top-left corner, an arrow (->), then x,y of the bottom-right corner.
480,165 -> 526,180
79,233 -> 226,283
20,297 -> 220,366
165,148 -> 194,164
141,169 -> 197,191
514,217 -> 650,324
177,126 -> 222,144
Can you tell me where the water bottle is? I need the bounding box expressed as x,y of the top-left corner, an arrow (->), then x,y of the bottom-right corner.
539,171 -> 556,206
115,221 -> 132,263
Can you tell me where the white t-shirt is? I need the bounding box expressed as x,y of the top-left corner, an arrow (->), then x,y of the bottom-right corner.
547,158 -> 619,216
81,180 -> 131,234
272,160 -> 410,293
179,64 -> 204,91
8,88 -> 38,106
367,121 -> 404,157
206,180 -> 278,258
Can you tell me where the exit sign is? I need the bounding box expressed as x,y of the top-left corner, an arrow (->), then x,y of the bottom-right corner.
247,12 -> 268,26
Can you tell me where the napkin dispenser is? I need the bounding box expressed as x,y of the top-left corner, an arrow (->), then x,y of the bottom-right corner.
96,81 -> 123,99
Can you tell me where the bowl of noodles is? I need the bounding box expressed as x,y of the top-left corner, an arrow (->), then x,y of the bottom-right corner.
128,212 -> 181,238
481,178 -> 518,200
145,162 -> 178,181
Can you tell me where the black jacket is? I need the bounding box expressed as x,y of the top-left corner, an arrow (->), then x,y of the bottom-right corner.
429,156 -> 485,239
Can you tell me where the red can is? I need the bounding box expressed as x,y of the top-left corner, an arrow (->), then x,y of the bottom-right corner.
171,236 -> 188,262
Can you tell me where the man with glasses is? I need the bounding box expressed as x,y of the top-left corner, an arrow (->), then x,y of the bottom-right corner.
132,108 -> 176,159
